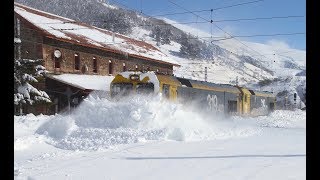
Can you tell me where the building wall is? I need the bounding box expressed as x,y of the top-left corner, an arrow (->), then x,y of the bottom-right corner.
15,14 -> 174,76
42,38 -> 173,76
16,15 -> 44,60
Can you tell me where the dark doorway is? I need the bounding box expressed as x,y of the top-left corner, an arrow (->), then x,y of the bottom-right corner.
162,84 -> 170,99
228,100 -> 237,114
269,102 -> 275,112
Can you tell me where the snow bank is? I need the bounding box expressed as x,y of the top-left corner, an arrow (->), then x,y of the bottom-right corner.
258,110 -> 306,128
15,95 -> 305,152
231,109 -> 306,129
31,94 -> 301,151
14,114 -> 53,135
14,114 -> 53,151
36,115 -> 77,139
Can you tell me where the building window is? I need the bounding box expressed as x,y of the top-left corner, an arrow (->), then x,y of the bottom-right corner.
74,53 -> 80,70
53,49 -> 61,69
123,63 -> 126,72
108,60 -> 113,75
135,64 -> 138,71
93,57 -> 97,73
54,57 -> 60,68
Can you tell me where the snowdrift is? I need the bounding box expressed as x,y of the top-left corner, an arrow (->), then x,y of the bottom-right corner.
26,94 -> 306,151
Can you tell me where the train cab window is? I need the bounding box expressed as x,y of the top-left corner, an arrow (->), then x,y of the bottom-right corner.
137,83 -> 154,95
162,84 -> 170,98
111,83 -> 133,97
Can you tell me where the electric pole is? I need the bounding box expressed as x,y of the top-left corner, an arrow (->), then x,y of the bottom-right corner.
205,67 -> 207,82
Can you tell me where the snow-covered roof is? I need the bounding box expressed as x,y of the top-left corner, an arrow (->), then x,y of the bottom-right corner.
14,3 -> 179,67
47,74 -> 114,91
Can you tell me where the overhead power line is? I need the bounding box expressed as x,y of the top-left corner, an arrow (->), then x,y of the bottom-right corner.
19,26 -> 305,43
211,0 -> 264,11
152,0 -> 264,17
223,32 -> 305,38
209,15 -> 305,23
153,9 -> 211,17
16,33 -> 305,61
167,0 -> 271,60
31,15 -> 305,27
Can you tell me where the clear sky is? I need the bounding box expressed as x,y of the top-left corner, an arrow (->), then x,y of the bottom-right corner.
107,0 -> 306,50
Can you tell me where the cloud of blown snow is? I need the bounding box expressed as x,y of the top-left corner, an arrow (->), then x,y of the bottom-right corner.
33,94 -> 305,151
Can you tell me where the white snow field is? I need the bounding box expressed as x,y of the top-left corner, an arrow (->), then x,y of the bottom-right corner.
14,95 -> 305,180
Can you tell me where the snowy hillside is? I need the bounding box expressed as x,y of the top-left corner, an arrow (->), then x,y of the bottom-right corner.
130,19 -> 306,107
14,95 -> 306,179
14,0 -> 306,107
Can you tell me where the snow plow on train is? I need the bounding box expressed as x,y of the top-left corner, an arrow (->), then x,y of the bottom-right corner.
110,71 -> 276,117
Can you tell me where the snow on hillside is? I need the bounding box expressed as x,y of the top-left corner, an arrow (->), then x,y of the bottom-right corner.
219,39 -> 306,75
14,95 -> 305,179
139,21 -> 304,85
131,27 -> 273,85
100,2 -> 118,10
250,75 -> 306,109
161,18 -> 305,76
131,18 -> 306,107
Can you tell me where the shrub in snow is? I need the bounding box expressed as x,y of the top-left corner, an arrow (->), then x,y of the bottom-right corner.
14,59 -> 51,107
258,79 -> 273,86
150,26 -> 173,46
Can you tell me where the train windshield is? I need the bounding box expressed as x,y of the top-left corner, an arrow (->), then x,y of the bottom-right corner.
136,83 -> 154,95
111,83 -> 133,97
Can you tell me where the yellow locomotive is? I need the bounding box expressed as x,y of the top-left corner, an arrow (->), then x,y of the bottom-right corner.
110,72 -> 276,117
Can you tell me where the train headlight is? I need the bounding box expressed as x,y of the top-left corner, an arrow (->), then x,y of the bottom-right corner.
130,74 -> 140,81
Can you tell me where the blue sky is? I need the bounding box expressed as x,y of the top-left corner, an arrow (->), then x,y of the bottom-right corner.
108,0 -> 306,50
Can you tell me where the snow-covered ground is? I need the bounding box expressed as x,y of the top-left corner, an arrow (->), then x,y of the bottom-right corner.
14,95 -> 305,180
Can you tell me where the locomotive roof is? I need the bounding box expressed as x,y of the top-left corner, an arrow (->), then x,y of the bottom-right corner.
249,89 -> 275,97
175,77 -> 240,94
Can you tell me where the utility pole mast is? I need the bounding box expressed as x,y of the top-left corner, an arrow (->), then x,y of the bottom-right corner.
205,67 -> 207,82
236,76 -> 239,86
294,93 -> 297,109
